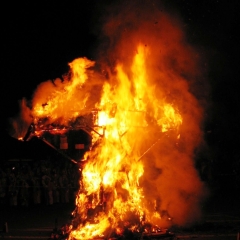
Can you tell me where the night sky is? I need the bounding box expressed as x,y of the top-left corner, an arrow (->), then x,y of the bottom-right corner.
1,1 -> 240,201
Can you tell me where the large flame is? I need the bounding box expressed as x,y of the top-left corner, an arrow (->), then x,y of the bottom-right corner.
32,57 -> 96,124
9,2 -> 206,239
68,43 -> 185,239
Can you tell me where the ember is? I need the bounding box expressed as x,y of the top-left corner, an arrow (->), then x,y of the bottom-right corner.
10,2 -> 206,240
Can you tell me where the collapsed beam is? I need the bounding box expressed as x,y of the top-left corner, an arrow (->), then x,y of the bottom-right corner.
41,138 -> 78,164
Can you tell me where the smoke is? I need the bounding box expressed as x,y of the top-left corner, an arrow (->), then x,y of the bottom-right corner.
31,58 -> 105,125
7,98 -> 33,139
7,0 -> 208,228
94,0 -> 207,226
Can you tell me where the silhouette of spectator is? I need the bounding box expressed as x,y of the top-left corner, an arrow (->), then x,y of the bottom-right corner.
0,169 -> 7,204
42,173 -> 52,205
59,170 -> 70,203
8,172 -> 18,206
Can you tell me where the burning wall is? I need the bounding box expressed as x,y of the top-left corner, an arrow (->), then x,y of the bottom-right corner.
9,1 -> 207,239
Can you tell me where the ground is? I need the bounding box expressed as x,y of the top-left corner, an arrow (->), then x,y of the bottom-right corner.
0,199 -> 239,240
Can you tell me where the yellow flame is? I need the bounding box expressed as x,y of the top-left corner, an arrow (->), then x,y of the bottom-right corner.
158,103 -> 183,132
32,58 -> 94,124
70,215 -> 110,239
71,43 -> 183,237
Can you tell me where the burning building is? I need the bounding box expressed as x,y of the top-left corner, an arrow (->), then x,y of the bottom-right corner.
8,1 -> 207,239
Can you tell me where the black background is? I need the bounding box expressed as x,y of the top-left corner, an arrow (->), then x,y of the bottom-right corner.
1,0 -> 240,202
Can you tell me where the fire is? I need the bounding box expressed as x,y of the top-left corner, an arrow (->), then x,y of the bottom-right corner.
71,216 -> 109,240
159,104 -> 182,133
10,3 -> 206,239
32,57 -> 95,125
68,43 -> 183,239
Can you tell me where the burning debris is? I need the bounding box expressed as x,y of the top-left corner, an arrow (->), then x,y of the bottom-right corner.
9,2 -> 207,240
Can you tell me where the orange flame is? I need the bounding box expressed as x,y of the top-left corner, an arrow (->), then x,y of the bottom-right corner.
26,4 -> 205,239
32,57 -> 95,125
68,43 -> 185,239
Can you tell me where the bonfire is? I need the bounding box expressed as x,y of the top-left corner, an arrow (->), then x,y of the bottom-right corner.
10,3 -> 205,239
